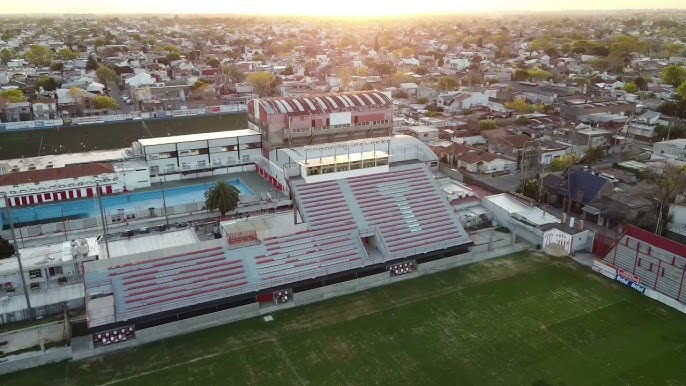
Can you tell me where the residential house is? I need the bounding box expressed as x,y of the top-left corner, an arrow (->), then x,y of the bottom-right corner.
652,138 -> 686,162
124,72 -> 156,88
542,167 -> 615,218
3,101 -> 31,122
32,99 -> 57,120
399,83 -> 419,100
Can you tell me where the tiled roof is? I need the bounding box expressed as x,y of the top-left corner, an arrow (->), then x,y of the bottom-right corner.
0,163 -> 115,186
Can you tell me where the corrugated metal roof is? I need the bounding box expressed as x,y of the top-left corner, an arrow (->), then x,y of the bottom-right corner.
256,91 -> 392,116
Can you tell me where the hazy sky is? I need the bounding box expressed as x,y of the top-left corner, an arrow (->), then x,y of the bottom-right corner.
4,0 -> 686,16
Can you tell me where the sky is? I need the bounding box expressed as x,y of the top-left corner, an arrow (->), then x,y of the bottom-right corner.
3,0 -> 686,16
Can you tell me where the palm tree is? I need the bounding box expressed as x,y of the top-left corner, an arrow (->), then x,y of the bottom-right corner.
204,180 -> 240,217
0,235 -> 15,259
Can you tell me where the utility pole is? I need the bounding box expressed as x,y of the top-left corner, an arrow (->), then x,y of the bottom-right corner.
2,194 -> 33,320
95,184 -> 111,259
161,174 -> 170,227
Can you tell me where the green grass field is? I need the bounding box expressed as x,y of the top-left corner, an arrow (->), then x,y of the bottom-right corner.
0,113 -> 247,160
5,252 -> 686,386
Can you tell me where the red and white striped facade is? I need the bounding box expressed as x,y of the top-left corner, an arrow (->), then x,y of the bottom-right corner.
4,184 -> 114,207
0,163 -> 120,209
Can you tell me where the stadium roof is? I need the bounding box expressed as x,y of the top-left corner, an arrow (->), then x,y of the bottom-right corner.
254,91 -> 392,116
137,129 -> 259,147
275,135 -> 438,165
83,162 -> 471,328
0,163 -> 114,186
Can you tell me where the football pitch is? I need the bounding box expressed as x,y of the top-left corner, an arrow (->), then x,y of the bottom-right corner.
6,252 -> 686,386
0,113 -> 247,160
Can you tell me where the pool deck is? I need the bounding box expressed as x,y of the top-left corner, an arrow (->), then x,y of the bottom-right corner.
1,171 -> 291,248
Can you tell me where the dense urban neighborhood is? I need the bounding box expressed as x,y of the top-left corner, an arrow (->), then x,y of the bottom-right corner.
1,10 -> 686,385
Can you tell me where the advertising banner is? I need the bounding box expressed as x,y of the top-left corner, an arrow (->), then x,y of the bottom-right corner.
617,268 -> 641,285
592,260 -> 617,279
615,275 -> 646,294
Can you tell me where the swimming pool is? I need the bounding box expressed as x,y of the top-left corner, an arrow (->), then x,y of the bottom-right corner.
1,178 -> 254,228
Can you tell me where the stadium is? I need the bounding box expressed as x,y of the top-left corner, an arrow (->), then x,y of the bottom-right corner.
81,134 -> 473,339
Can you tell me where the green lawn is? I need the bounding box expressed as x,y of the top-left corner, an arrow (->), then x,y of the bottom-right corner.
0,113 -> 247,160
6,252 -> 686,386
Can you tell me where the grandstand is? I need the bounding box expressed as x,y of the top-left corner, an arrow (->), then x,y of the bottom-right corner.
83,162 -> 472,331
601,225 -> 686,303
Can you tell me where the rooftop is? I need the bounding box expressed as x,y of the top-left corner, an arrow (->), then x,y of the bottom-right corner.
99,229 -> 200,259
484,193 -> 560,227
137,129 -> 259,147
0,163 -> 115,186
0,148 -> 132,173
0,238 -> 98,275
254,91 -> 392,116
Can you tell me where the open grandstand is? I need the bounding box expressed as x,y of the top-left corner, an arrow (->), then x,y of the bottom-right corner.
598,225 -> 686,304
83,160 -> 472,331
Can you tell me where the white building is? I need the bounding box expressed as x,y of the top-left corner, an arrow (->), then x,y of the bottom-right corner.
542,223 -> 592,254
260,135 -> 438,190
652,138 -> 686,162
137,130 -> 262,183
0,149 -> 149,209
125,72 -> 156,88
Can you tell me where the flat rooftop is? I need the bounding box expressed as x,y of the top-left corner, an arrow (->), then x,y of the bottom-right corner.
137,129 -> 259,147
0,238 -> 98,275
0,148 -> 133,173
99,229 -> 200,259
484,193 -> 560,227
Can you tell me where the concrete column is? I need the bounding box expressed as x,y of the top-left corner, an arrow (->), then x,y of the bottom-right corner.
511,231 -> 516,245
488,235 -> 494,251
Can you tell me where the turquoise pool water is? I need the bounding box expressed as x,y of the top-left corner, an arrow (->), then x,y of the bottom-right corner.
1,178 -> 254,228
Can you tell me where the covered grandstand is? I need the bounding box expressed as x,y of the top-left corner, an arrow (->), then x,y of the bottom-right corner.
83,158 -> 472,330
600,225 -> 686,304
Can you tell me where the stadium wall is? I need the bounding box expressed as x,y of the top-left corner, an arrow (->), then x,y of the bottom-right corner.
643,289 -> 686,314
0,347 -> 72,375
74,241 -> 524,361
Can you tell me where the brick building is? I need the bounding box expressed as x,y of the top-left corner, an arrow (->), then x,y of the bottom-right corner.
247,91 -> 393,156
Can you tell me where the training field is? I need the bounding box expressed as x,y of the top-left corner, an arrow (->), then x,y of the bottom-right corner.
0,113 -> 247,160
6,252 -> 686,385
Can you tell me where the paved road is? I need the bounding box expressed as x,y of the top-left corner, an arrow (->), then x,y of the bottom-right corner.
107,80 -> 131,114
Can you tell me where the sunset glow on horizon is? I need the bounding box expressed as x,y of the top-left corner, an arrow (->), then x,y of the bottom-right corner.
2,0 -> 686,16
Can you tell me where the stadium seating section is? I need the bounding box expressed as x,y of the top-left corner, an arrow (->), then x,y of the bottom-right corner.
602,226 -> 686,303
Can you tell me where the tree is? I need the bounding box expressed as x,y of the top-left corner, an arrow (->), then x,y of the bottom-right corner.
633,76 -> 647,90
417,96 -> 428,104
206,57 -> 221,68
222,64 -> 245,83
253,53 -> 266,63
437,76 -> 458,91
57,48 -> 78,60
631,166 -> 686,235
415,66 -> 429,75
95,66 -> 117,84
166,51 -> 181,61
550,154 -> 580,172
623,82 -> 639,94
520,179 -> 542,201
476,119 -> 499,133
513,69 -> 529,81
23,44 -> 54,66
50,61 -> 64,72
35,76 -> 58,91
661,65 -> 686,87
85,55 -> 99,71
91,96 -> 119,110
0,236 -> 15,260
655,123 -> 686,140
0,89 -> 26,103
282,65 -> 294,76
204,180 -> 240,217
0,48 -> 13,65
677,80 -> 686,101
245,71 -> 277,97
528,69 -> 551,81
390,70 -> 417,87
69,86 -> 86,103
583,145 -> 605,165
505,98 -> 542,113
